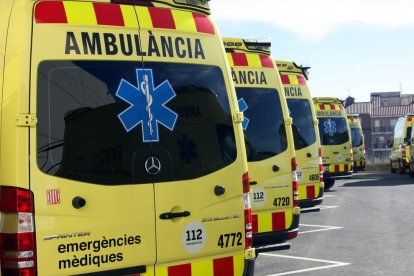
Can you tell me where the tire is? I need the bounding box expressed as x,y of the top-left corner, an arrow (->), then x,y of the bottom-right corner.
399,160 -> 405,174
409,162 -> 414,177
390,161 -> 397,173
324,179 -> 335,191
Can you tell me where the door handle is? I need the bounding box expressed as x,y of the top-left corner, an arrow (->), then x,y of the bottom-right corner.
249,181 -> 258,185
159,211 -> 190,220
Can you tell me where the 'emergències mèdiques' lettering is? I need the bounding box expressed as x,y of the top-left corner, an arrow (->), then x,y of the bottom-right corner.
57,234 -> 141,270
65,32 -> 205,59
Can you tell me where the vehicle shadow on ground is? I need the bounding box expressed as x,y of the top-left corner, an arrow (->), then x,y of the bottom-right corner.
341,172 -> 414,187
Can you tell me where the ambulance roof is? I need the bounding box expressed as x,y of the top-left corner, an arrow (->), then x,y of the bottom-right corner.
223,37 -> 271,56
313,97 -> 343,105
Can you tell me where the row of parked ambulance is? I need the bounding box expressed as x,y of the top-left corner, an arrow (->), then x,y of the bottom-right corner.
389,114 -> 414,175
0,0 -> 366,275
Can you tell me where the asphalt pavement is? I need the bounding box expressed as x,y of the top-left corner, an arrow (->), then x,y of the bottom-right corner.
255,170 -> 414,276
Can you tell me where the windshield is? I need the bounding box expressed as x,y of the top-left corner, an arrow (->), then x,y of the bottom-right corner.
318,117 -> 349,145
235,87 -> 287,162
287,99 -> 316,150
351,127 -> 363,147
37,61 -> 236,184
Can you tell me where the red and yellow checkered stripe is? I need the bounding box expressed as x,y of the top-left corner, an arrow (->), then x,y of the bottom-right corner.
315,103 -> 344,111
324,163 -> 352,173
226,52 -> 274,68
252,210 -> 292,234
142,254 -> 244,276
279,73 -> 306,86
34,1 -> 215,35
354,160 -> 365,167
299,184 -> 320,200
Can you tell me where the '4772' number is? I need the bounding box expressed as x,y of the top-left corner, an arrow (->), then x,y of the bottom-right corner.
218,232 -> 242,248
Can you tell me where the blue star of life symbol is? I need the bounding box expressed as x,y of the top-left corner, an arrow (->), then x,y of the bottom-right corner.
115,68 -> 178,142
238,98 -> 249,130
324,118 -> 337,136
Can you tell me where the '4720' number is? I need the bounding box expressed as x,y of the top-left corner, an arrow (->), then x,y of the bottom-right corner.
273,197 -> 290,207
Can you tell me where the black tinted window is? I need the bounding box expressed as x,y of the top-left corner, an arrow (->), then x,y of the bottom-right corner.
235,88 -> 287,162
351,127 -> 363,147
405,127 -> 412,143
318,117 -> 349,145
37,61 -> 236,184
287,99 -> 316,150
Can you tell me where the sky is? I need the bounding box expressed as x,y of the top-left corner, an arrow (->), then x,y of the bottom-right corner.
210,0 -> 414,103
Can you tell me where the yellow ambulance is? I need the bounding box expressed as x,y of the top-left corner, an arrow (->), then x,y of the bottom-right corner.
0,1 -> 255,275
277,60 -> 324,208
407,117 -> 414,176
347,114 -> 366,171
223,38 -> 300,251
390,114 -> 414,174
313,98 -> 353,190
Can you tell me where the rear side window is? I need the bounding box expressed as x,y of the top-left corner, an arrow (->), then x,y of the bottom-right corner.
318,117 -> 349,145
287,99 -> 316,150
37,61 -> 236,184
235,88 -> 287,162
350,127 -> 363,147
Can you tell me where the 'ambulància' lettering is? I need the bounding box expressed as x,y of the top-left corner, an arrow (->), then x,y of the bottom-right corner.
65,32 -> 205,59
284,87 -> 303,97
231,70 -> 267,85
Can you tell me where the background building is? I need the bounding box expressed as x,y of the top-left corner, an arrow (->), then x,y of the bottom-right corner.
345,92 -> 414,163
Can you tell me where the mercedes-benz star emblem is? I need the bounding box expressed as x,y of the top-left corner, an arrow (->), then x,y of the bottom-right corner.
145,156 -> 161,175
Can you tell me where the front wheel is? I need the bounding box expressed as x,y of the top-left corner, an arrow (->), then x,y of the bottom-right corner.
409,162 -> 414,177
324,179 -> 335,191
398,160 -> 406,174
390,160 -> 397,173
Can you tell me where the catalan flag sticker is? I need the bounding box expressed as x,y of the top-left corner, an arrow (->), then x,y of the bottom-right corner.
47,189 -> 61,205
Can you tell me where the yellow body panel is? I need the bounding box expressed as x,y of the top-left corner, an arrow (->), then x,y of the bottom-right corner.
277,60 -> 323,205
1,1 -> 251,275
